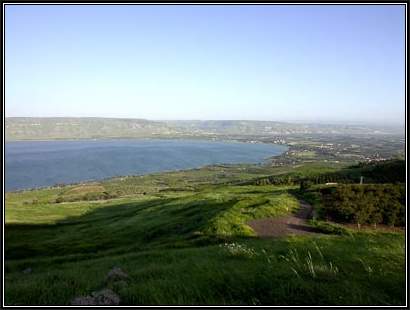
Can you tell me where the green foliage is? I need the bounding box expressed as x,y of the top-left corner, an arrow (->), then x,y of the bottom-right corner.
4,233 -> 405,305
55,191 -> 118,203
4,163 -> 406,305
279,245 -> 339,280
202,191 -> 299,237
320,184 -> 405,227
247,159 -> 405,188
304,159 -> 405,185
354,160 -> 405,183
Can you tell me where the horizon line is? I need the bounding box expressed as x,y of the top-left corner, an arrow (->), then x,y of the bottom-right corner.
4,116 -> 405,126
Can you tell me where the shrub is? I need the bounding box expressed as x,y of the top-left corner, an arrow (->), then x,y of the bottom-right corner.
319,184 -> 405,227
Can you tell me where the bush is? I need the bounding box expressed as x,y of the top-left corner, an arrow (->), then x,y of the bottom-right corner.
319,184 -> 405,227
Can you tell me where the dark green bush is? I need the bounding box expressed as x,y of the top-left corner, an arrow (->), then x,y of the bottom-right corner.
319,184 -> 405,227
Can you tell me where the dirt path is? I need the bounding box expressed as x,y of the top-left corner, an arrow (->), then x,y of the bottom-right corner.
247,200 -> 320,237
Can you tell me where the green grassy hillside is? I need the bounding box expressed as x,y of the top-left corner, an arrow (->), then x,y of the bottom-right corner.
5,164 -> 405,305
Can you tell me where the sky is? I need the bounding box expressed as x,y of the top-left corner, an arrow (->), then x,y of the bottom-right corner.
5,5 -> 406,124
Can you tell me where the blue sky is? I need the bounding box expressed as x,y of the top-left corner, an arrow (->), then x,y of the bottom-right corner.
5,5 -> 405,124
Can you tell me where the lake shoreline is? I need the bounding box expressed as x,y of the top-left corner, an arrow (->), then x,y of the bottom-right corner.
5,138 -> 288,193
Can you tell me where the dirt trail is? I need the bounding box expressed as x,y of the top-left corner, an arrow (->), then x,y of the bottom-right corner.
247,200 -> 319,237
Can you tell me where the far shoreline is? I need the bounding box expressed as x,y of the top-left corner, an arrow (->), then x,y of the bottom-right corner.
5,135 -> 286,145
5,138 -> 288,193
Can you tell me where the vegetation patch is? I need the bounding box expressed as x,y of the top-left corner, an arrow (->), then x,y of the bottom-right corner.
320,184 -> 405,228
56,185 -> 118,203
202,191 -> 299,237
4,161 -> 405,305
308,220 -> 352,236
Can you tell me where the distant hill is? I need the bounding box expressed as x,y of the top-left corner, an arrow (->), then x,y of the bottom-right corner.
164,120 -> 302,135
5,117 -> 404,141
165,120 -> 405,136
5,117 -> 177,140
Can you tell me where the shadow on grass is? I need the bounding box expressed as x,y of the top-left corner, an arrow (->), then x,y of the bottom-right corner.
287,223 -> 322,233
5,196 -> 239,260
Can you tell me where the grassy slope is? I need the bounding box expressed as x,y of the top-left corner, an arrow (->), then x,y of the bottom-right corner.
4,164 -> 406,305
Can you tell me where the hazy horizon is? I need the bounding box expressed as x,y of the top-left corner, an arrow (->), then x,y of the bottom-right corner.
4,115 -> 405,127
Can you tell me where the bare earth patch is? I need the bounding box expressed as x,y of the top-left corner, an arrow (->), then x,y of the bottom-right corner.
247,200 -> 320,237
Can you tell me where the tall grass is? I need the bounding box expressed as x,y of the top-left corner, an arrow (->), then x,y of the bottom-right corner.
4,165 -> 406,305
280,243 -> 339,279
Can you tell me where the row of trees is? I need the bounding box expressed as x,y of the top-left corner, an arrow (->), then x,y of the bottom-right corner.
356,159 -> 405,183
319,184 -> 405,227
249,159 -> 405,187
251,171 -> 357,187
253,175 -> 296,186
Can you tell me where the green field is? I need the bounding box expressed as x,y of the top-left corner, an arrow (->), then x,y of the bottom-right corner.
4,163 -> 406,305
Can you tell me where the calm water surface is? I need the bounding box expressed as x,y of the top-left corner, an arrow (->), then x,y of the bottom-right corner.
5,139 -> 287,191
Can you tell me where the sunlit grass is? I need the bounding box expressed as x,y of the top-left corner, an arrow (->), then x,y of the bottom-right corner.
4,165 -> 406,305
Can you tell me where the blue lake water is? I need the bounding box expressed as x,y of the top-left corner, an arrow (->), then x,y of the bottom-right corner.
5,139 -> 287,192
